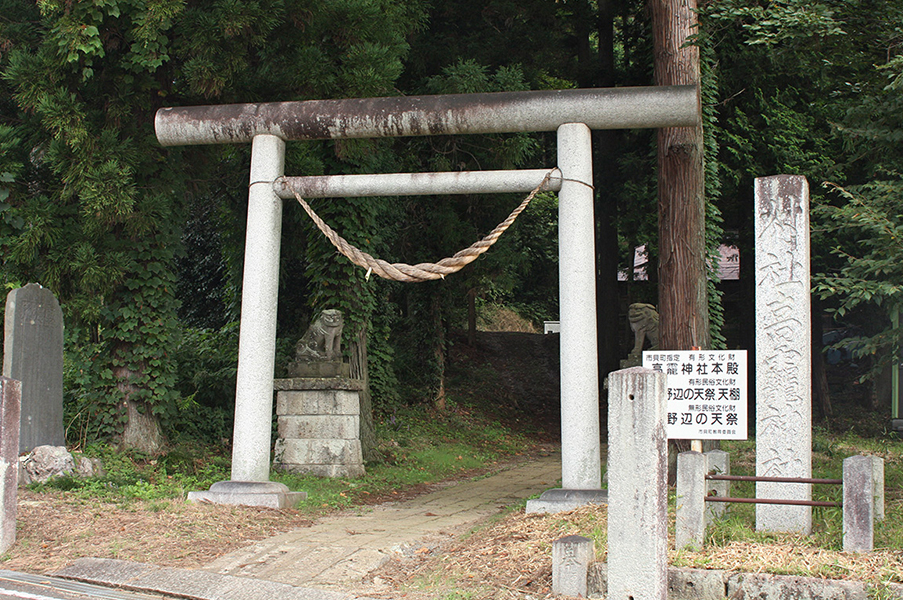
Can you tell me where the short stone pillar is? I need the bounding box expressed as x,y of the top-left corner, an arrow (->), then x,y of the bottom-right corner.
3,284 -> 64,452
675,451 -> 706,552
553,535 -> 593,597
843,455 -> 877,553
754,175 -> 812,534
0,377 -> 21,554
273,377 -> 365,478
704,449 -> 730,526
869,455 -> 885,522
607,367 -> 668,600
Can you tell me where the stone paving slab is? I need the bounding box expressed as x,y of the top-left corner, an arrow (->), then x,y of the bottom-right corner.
203,453 -> 562,590
55,558 -> 377,600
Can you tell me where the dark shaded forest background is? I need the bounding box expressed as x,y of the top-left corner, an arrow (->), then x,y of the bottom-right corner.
1,0 -> 902,452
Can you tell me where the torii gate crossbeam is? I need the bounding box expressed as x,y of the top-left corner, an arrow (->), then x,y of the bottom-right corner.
156,86 -> 699,511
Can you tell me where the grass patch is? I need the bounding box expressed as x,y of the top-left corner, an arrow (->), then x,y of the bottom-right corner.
275,401 -> 535,512
28,443 -> 231,504
30,400 -> 536,513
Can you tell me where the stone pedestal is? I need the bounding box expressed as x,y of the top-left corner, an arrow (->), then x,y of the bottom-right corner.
273,378 -> 365,478
188,481 -> 306,509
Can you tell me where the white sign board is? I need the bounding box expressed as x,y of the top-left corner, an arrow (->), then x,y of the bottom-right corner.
642,350 -> 748,440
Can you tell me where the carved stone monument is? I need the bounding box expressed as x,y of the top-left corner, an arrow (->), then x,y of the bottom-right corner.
754,175 -> 812,533
274,310 -> 363,478
3,283 -> 64,452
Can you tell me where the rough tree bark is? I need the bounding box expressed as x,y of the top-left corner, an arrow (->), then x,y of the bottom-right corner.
652,0 -> 709,476
349,325 -> 379,462
114,354 -> 166,455
811,296 -> 833,419
431,294 -> 447,411
594,0 -> 622,385
651,0 -> 709,351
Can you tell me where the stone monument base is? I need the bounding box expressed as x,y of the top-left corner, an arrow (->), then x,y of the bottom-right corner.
273,377 -> 365,478
187,481 -> 306,509
525,488 -> 608,514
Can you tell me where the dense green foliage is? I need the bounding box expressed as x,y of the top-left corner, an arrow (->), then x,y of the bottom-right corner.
2,0 -> 902,451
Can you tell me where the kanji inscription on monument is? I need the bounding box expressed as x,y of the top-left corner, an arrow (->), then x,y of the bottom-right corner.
754,175 -> 812,534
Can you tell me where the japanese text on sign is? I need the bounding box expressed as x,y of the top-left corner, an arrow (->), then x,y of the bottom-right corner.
642,350 -> 748,440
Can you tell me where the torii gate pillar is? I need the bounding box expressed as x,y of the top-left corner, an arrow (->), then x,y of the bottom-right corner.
525,123 -> 605,513
187,135 -> 306,508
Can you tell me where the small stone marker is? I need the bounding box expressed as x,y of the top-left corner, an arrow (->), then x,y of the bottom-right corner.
843,455 -> 875,553
3,284 -> 64,453
0,377 -> 21,554
754,175 -> 812,534
869,455 -> 885,522
675,451 -> 706,551
607,367 -> 668,600
704,449 -> 730,526
552,535 -> 593,597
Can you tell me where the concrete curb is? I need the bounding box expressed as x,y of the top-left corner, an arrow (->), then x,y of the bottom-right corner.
588,563 -> 903,600
55,558 -> 378,600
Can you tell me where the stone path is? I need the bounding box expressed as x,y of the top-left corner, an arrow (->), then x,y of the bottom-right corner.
202,452 -> 561,591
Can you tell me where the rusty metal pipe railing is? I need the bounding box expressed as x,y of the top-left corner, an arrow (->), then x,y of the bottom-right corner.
155,85 -> 698,146
704,473 -> 842,509
706,474 -> 842,485
705,496 -> 841,508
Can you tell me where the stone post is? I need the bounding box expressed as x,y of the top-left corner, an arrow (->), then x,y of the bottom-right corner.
869,455 -> 885,522
0,377 -> 21,554
607,367 -> 668,600
558,122 -> 601,491
188,134 -> 300,509
552,535 -> 593,597
754,175 -> 812,534
843,455 -> 875,553
704,449 -> 730,526
3,284 -> 64,452
526,123 -> 605,514
232,133 -> 286,483
675,451 -> 706,551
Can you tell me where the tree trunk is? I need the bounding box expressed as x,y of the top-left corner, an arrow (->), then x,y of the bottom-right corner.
594,0 -> 622,385
431,295 -> 447,411
652,0 -> 708,482
349,325 -> 379,462
467,288 -> 477,347
113,358 -> 166,455
651,0 -> 709,351
811,295 -> 832,419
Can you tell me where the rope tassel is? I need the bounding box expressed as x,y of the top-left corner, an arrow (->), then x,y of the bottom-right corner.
285,170 -> 556,283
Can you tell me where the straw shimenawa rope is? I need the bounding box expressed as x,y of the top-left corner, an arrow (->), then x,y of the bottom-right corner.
285,169 -> 557,283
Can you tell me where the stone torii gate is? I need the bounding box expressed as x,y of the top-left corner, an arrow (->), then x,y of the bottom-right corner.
155,86 -> 699,510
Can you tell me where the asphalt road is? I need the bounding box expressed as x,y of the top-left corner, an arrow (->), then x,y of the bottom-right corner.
0,571 -> 172,600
